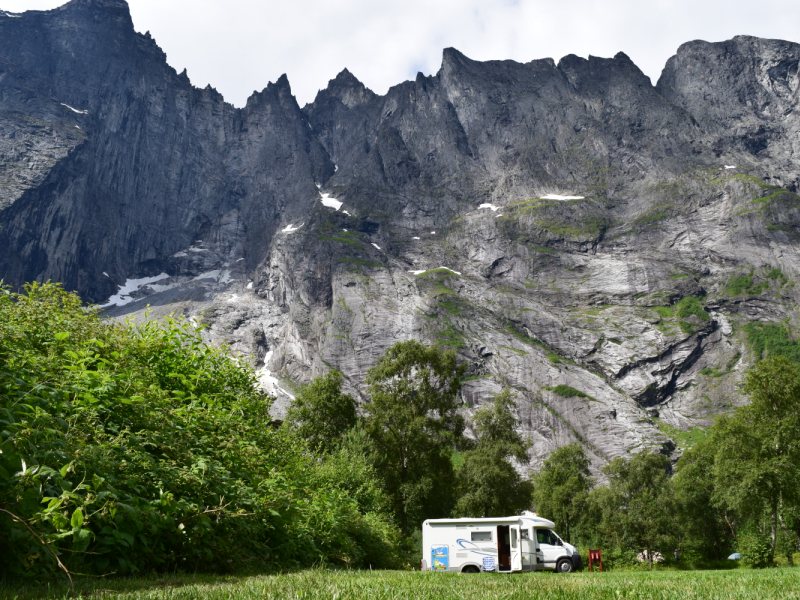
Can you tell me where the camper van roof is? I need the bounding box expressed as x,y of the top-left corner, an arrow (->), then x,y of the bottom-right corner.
424,516 -> 522,526
423,512 -> 556,528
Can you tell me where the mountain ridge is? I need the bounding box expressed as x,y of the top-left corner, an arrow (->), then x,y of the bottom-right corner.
2,1 -> 800,470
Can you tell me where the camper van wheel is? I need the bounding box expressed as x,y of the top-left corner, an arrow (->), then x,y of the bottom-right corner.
462,565 -> 480,574
556,558 -> 574,573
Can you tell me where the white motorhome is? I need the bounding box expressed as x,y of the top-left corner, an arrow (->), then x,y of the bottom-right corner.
421,511 -> 581,573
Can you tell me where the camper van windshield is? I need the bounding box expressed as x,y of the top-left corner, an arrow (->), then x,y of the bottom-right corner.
536,529 -> 561,545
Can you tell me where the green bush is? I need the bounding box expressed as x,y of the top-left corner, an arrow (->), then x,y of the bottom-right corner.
548,385 -> 594,400
675,296 -> 709,322
725,274 -> 768,297
739,531 -> 774,569
744,322 -> 800,363
0,283 -> 398,579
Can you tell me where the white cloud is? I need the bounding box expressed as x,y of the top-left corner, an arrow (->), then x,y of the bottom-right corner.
2,0 -> 800,106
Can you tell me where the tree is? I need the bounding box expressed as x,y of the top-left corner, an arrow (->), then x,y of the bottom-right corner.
709,356 -> 800,565
531,443 -> 591,543
363,341 -> 465,533
594,451 -> 677,567
286,370 -> 357,453
453,389 -> 531,517
672,435 -> 735,561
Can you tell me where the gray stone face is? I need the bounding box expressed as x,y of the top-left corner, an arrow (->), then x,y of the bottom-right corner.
2,3 -> 800,471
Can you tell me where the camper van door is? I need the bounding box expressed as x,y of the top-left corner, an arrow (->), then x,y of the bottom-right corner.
510,525 -> 522,571
536,528 -> 563,569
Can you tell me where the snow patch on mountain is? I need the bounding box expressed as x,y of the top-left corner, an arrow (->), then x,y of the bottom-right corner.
100,273 -> 169,307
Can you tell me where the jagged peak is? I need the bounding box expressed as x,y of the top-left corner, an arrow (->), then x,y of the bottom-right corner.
63,0 -> 131,12
439,47 -> 476,73
442,47 -> 470,64
613,51 -> 634,64
557,51 -> 651,88
437,47 -> 484,84
558,52 -> 636,69
673,35 -> 800,57
69,0 -> 128,6
311,68 -> 375,109
331,68 -> 363,88
245,74 -> 295,108
273,73 -> 292,93
58,0 -> 133,28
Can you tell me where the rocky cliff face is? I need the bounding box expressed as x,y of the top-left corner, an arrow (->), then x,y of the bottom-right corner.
3,0 -> 800,470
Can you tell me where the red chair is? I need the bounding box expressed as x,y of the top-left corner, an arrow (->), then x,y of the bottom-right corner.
588,549 -> 603,572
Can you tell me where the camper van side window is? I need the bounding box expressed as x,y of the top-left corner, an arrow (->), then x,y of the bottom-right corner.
471,531 -> 492,542
521,529 -> 530,540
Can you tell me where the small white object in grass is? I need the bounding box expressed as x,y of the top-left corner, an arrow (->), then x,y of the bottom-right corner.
342,228 -> 348,232
409,269 -> 426,275
724,165 -> 737,169
412,236 -> 421,240
99,273 -> 169,307
315,182 -> 321,189
281,223 -> 303,233
479,203 -> 500,211
334,164 -> 339,172
74,125 -> 81,130
246,281 -> 254,290
541,194 -> 584,200
342,210 -> 351,216
235,257 -> 245,262
320,192 -> 343,210
102,272 -> 110,278
371,243 -> 382,250
430,231 -> 436,235
60,102 -> 88,115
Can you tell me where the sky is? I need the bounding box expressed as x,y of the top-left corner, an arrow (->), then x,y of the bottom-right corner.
2,0 -> 800,107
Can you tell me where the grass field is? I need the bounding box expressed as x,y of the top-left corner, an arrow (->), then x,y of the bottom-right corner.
3,568 -> 800,600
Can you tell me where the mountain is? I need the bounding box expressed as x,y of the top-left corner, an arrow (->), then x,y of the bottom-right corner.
3,0 -> 800,469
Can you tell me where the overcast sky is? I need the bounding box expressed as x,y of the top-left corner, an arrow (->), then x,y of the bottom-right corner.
3,0 -> 800,106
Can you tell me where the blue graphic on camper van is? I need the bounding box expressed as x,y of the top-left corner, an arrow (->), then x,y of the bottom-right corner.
431,545 -> 449,571
456,538 -> 495,556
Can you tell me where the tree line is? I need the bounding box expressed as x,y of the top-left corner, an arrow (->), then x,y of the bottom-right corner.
1,282 -> 798,581
531,355 -> 800,569
287,323 -> 800,569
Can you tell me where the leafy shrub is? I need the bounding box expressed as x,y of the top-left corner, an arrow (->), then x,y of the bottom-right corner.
548,385 -> 594,400
739,531 -> 774,568
675,296 -> 709,322
726,274 -> 768,297
0,283 -> 398,579
744,322 -> 800,363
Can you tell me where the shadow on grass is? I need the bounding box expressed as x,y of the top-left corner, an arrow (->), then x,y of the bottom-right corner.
0,569 -> 299,600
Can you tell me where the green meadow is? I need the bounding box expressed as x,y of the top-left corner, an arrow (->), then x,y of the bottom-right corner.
3,568 -> 800,600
